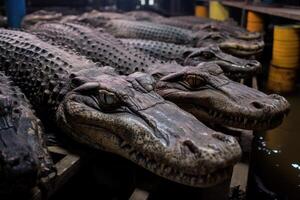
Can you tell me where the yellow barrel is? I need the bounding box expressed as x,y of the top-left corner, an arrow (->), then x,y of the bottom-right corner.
274,25 -> 300,41
209,1 -> 229,21
272,56 -> 299,68
248,11 -> 263,23
272,25 -> 300,69
247,11 -> 264,32
273,41 -> 300,56
195,5 -> 208,17
267,63 -> 298,93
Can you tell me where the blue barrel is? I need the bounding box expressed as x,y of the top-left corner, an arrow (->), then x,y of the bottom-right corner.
5,0 -> 26,28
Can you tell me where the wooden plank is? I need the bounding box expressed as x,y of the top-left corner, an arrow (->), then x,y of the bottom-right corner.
252,76 -> 258,90
29,146 -> 82,200
221,1 -> 300,21
42,153 -> 82,199
129,188 -> 149,200
48,146 -> 69,155
231,162 -> 249,191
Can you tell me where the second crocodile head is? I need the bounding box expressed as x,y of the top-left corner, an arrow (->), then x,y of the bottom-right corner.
150,63 -> 290,131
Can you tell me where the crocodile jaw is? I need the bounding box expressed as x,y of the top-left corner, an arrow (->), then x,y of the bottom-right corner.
219,40 -> 265,57
152,64 -> 290,131
56,93 -> 241,187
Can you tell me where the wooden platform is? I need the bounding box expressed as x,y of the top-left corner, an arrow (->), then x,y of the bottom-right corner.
221,1 -> 300,21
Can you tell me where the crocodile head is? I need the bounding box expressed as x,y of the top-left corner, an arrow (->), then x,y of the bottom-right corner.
151,63 -> 290,131
0,95 -> 40,192
195,31 -> 264,57
56,68 -> 241,187
193,23 -> 262,40
183,45 -> 261,79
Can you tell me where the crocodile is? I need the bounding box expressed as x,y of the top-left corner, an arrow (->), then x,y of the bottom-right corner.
29,23 -> 290,130
0,28 -> 242,188
192,22 -> 262,41
0,72 -> 53,194
22,10 -> 64,28
169,16 -> 262,40
151,17 -> 261,41
60,10 -> 134,28
171,15 -> 238,26
125,10 -> 165,21
103,19 -> 264,57
71,10 -> 261,41
120,38 -> 262,79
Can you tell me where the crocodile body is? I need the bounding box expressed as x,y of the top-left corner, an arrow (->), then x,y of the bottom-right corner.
151,17 -> 196,30
30,23 -> 290,131
151,17 -> 261,40
60,10 -> 133,27
125,10 -> 165,21
0,73 -> 53,194
0,28 -> 243,188
120,38 -> 262,79
22,10 -> 64,28
168,16 -> 262,40
171,15 -> 237,26
103,19 -> 264,57
104,19 -> 196,45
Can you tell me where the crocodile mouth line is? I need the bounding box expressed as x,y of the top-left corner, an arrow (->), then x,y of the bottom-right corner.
71,121 -> 234,187
206,108 -> 285,130
118,137 -> 234,187
180,103 -> 287,130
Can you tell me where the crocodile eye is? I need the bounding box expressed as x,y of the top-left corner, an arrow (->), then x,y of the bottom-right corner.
98,90 -> 120,108
210,34 -> 224,41
201,51 -> 214,59
184,75 -> 206,88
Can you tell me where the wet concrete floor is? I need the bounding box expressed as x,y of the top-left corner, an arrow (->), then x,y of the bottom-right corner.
248,88 -> 300,199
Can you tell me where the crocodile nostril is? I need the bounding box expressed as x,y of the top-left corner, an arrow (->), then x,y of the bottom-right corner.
247,60 -> 261,69
212,133 -> 232,144
183,140 -> 199,154
269,94 -> 283,100
251,101 -> 264,109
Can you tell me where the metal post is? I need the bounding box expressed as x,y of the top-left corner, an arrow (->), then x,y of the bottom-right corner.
241,8 -> 247,28
5,0 -> 26,28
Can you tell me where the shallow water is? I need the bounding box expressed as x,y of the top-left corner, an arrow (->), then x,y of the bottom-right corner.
248,91 -> 300,199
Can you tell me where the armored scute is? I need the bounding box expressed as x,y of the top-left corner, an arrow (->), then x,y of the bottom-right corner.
0,29 -> 243,188
0,72 -> 53,194
30,23 -> 290,131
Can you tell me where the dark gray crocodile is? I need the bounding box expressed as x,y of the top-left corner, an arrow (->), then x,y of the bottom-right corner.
0,28 -> 242,188
125,10 -> 165,21
22,10 -> 64,28
29,23 -> 290,131
103,19 -> 264,57
192,22 -> 262,40
120,38 -> 262,79
60,10 -> 134,27
169,16 -> 262,40
171,15 -> 237,26
151,17 -> 261,41
0,72 -> 53,194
